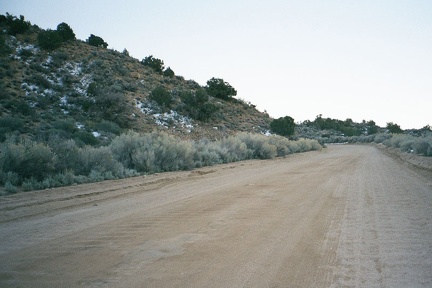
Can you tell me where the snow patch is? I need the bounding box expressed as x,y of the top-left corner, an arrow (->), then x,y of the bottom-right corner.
43,56 -> 53,66
43,88 -> 54,95
60,95 -> 68,105
21,83 -> 38,95
153,110 -> 194,131
65,62 -> 82,77
15,43 -> 39,54
92,131 -> 101,137
75,74 -> 92,95
135,100 -> 194,132
135,100 -> 153,114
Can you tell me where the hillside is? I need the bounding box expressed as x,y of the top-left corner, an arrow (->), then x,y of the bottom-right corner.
0,15 -> 271,143
0,15 -> 330,194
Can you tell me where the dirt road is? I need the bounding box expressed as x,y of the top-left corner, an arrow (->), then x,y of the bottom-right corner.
0,145 -> 431,287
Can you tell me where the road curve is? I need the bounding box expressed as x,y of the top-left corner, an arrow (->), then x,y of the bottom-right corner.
0,145 -> 431,287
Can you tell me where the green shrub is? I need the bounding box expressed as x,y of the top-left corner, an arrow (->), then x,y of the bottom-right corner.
95,120 -> 121,135
205,77 -> 237,100
92,89 -> 131,128
13,99 -> 34,116
22,179 -> 34,191
270,116 -> 295,136
0,117 -> 24,141
381,134 -> 432,156
4,181 -> 17,193
54,169 -> 76,186
374,133 -> 391,143
18,48 -> 33,59
74,131 -> 100,146
89,170 -> 104,182
163,67 -> 175,77
52,51 -> 69,63
180,89 -> 218,121
0,136 -> 56,182
413,137 -> 432,156
30,74 -> 52,89
193,140 -> 224,167
2,171 -> 19,185
86,82 -> 98,96
150,86 -> 172,108
53,119 -> 78,133
217,136 -> 252,162
38,29 -> 63,50
4,13 -> 31,36
87,34 -> 108,48
110,131 -> 143,169
267,136 -> 292,156
56,22 -> 75,41
76,146 -> 124,176
386,122 -> 403,134
0,35 -> 12,56
131,133 -> 195,173
237,133 -> 277,159
141,55 -> 164,74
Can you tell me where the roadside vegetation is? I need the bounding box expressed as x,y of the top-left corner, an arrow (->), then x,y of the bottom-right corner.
0,132 -> 321,194
295,115 -> 432,157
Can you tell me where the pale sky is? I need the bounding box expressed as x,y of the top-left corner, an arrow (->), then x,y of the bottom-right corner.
1,0 -> 431,129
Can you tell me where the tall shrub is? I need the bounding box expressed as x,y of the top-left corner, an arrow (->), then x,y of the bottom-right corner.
38,29 -> 62,50
57,22 -> 75,41
205,77 -> 237,100
0,136 -> 56,182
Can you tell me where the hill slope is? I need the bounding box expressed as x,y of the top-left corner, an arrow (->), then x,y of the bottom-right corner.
0,16 -> 271,143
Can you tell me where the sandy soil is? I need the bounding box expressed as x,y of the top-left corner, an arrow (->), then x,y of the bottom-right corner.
0,145 -> 431,287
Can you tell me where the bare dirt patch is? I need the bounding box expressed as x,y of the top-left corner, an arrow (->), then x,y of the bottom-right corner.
0,145 -> 431,287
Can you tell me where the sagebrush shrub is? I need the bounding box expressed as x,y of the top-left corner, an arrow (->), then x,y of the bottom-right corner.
110,131 -> 145,169
0,131 -> 324,193
413,137 -> 432,156
217,136 -> 252,162
193,140 -> 224,167
4,181 -> 17,194
0,136 -> 56,182
237,133 -> 277,159
77,146 -> 124,176
267,136 -> 292,157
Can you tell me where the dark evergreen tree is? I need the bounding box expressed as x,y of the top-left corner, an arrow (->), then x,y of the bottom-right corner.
4,13 -> 31,35
56,22 -> 75,41
163,67 -> 175,77
205,77 -> 237,100
37,29 -> 62,50
180,89 -> 218,121
141,55 -> 164,74
87,34 -> 108,48
150,86 -> 172,108
366,120 -> 378,134
270,116 -> 295,136
386,122 -> 403,134
0,34 -> 12,56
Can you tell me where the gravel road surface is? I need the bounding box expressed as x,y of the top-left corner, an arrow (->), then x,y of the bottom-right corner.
0,145 -> 431,287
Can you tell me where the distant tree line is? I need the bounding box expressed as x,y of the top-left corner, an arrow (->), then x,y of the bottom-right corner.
0,13 -> 31,35
37,22 -> 76,50
303,115 -> 380,136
